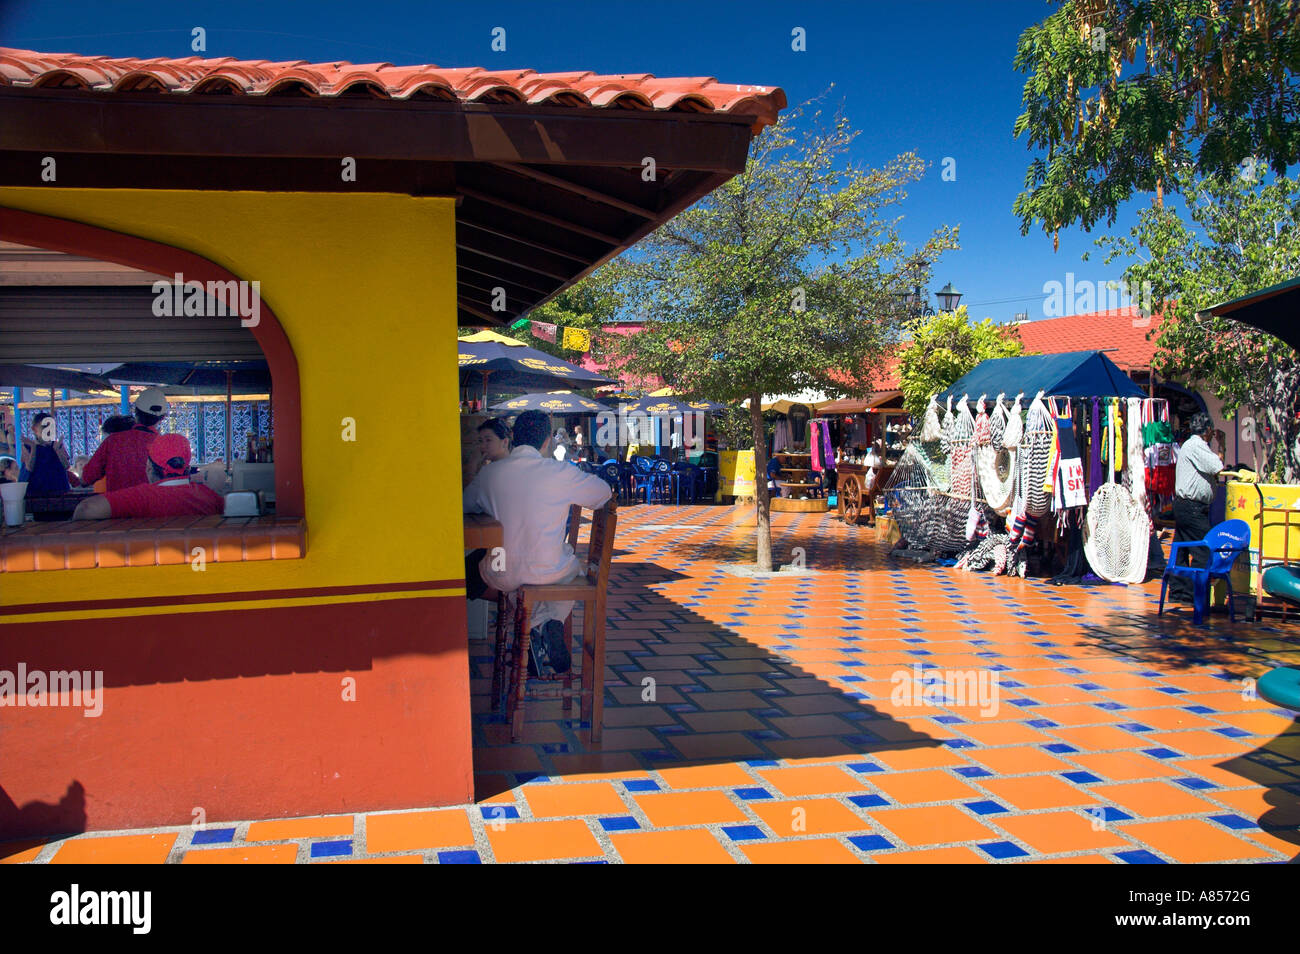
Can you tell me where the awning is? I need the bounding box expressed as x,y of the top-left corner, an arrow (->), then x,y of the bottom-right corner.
817,391 -> 904,415
1203,277 -> 1300,352
935,351 -> 1146,402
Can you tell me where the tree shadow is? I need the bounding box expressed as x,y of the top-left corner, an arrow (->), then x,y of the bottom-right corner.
0,780 -> 86,849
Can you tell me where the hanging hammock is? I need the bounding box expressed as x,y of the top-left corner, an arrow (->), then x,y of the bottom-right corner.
1001,393 -> 1024,449
883,443 -> 973,555
1083,482 -> 1150,584
1019,395 -> 1056,517
976,396 -> 1016,515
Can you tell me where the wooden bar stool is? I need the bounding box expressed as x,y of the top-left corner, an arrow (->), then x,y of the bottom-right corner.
495,498 -> 618,743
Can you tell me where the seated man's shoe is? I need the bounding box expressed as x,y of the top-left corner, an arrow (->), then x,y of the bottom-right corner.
540,619 -> 570,675
527,634 -> 552,678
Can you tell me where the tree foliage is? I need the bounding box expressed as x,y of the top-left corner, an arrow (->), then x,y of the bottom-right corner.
1096,167 -> 1300,477
457,265 -> 624,362
610,99 -> 958,568
1014,0 -> 1300,245
898,307 -> 1028,418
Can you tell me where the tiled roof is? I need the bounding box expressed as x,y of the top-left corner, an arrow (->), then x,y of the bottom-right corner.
864,307 -> 1166,392
0,47 -> 786,131
1013,306 -> 1165,370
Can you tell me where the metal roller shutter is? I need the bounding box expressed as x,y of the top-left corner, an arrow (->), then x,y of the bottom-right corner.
0,286 -> 264,363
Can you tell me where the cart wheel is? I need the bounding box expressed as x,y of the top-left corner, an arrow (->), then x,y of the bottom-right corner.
842,476 -> 863,525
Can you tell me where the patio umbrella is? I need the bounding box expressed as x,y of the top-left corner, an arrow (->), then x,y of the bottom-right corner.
623,395 -> 725,415
490,391 -> 612,414
458,338 -> 614,396
106,360 -> 272,469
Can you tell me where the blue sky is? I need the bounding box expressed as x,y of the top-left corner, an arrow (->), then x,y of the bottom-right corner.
1,0 -> 1159,323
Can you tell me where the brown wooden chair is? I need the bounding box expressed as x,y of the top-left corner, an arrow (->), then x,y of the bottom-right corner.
490,504 -> 581,713
493,498 -> 618,744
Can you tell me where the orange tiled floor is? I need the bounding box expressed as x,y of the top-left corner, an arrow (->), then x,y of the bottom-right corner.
5,504 -> 1299,864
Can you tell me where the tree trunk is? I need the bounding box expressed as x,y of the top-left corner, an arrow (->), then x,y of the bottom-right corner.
750,391 -> 773,571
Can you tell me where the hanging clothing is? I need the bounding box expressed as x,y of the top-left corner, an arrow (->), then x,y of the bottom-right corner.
818,421 -> 835,470
1142,401 -> 1176,497
773,418 -> 790,454
810,422 -> 822,473
1053,400 -> 1087,509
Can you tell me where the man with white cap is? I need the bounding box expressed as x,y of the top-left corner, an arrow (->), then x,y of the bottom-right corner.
79,386 -> 169,492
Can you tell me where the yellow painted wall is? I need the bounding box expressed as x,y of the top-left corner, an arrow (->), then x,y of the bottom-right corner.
1,190 -> 462,608
1224,480 -> 1300,594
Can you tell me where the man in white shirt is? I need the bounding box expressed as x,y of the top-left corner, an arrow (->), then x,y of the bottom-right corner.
1169,412 -> 1225,602
464,410 -> 612,674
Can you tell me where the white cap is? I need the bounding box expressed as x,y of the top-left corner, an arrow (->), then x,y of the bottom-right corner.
133,386 -> 169,418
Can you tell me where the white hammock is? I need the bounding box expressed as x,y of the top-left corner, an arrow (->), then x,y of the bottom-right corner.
1083,482 -> 1149,584
975,396 -> 1016,515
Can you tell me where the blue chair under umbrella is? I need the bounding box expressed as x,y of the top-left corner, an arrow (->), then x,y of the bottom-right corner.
629,455 -> 659,504
653,459 -> 679,504
672,461 -> 705,503
1158,518 -> 1250,626
598,460 -> 624,499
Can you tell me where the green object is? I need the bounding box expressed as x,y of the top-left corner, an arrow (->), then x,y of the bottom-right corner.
1141,420 -> 1173,446
1258,666 -> 1300,711
1262,564 -> 1300,604
510,318 -> 531,330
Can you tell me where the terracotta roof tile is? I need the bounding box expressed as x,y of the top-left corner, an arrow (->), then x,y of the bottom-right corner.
1013,306 -> 1165,370
0,47 -> 786,130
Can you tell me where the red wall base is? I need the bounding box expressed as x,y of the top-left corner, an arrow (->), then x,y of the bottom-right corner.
0,596 -> 473,841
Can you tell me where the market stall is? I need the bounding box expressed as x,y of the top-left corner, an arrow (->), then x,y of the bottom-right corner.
885,351 -> 1165,582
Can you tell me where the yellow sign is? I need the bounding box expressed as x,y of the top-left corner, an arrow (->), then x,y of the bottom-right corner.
1225,481 -> 1300,594
718,450 -> 756,498
562,327 -> 591,352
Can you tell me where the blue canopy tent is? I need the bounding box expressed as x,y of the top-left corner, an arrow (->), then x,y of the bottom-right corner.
936,350 -> 1146,403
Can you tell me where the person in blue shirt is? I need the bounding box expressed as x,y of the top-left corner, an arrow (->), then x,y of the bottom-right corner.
19,412 -> 71,496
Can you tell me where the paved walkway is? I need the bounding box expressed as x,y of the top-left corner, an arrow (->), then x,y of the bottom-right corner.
5,505 -> 1299,863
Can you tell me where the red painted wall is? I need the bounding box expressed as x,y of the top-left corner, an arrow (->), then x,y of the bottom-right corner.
0,596 -> 472,840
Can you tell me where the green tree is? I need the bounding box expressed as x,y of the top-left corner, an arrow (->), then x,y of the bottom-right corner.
456,263 -> 624,364
611,102 -> 958,570
1013,0 -> 1300,246
1096,167 -> 1300,477
898,307 -> 1027,418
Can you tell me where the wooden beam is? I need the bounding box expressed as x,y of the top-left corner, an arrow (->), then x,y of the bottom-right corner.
490,162 -> 657,218
0,89 -> 756,171
457,217 -> 590,265
459,186 -> 622,246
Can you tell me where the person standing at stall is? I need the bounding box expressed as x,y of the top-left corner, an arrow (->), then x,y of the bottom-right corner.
1169,412 -> 1225,602
79,387 -> 169,492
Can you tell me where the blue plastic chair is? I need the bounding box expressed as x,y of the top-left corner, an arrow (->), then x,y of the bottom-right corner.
1158,518 -> 1251,625
653,459 -> 680,504
673,462 -> 705,503
598,460 -> 624,499
629,455 -> 659,504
